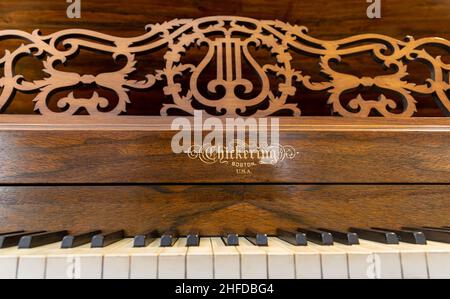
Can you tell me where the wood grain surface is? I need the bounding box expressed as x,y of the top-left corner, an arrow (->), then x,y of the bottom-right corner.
2,0 -> 448,38
0,125 -> 448,184
0,184 -> 448,235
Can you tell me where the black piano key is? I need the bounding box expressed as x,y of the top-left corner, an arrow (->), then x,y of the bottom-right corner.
297,227 -> 333,245
403,227 -> 450,243
277,228 -> 307,246
318,228 -> 359,245
372,227 -> 427,245
0,230 -> 25,236
0,231 -> 46,248
134,229 -> 159,248
349,228 -> 399,244
61,230 -> 102,248
91,230 -> 124,248
160,230 -> 178,247
18,230 -> 68,249
222,231 -> 239,246
186,231 -> 200,247
245,229 -> 268,246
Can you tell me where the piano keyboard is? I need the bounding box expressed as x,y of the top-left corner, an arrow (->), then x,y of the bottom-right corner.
0,227 -> 449,279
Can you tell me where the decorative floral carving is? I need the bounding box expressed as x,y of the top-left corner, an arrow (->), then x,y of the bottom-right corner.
0,16 -> 448,117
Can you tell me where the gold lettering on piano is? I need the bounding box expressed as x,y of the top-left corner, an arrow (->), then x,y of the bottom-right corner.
171,110 -> 298,174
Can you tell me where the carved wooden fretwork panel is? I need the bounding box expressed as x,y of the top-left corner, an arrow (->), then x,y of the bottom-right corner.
0,16 -> 449,117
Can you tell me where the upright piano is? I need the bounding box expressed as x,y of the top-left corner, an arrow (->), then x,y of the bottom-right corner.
0,16 -> 449,279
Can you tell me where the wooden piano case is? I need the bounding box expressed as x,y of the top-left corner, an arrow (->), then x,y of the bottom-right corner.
0,15 -> 449,235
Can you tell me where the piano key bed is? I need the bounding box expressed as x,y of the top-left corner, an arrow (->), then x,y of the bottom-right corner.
1,227 -> 449,279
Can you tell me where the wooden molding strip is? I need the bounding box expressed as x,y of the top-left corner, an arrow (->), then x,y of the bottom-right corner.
0,116 -> 450,131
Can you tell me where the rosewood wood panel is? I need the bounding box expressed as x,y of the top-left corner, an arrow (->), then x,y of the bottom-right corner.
0,185 -> 448,235
0,127 -> 449,184
2,0 -> 448,40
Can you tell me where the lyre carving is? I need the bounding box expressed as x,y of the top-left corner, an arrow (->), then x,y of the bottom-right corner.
189,37 -> 270,115
0,16 -> 449,117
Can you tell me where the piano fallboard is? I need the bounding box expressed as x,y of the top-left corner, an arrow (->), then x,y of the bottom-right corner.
0,117 -> 448,235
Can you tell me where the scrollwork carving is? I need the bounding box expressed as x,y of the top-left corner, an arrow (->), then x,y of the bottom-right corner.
0,16 -> 448,117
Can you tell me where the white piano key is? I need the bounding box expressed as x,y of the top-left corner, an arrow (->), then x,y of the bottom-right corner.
269,237 -> 321,279
186,238 -> 213,279
46,250 -> 83,279
103,239 -> 135,279
394,242 -> 428,279
236,237 -> 267,279
16,242 -> 62,279
332,243 -> 375,279
210,237 -> 240,279
308,243 -> 348,279
263,238 -> 295,279
424,241 -> 450,279
0,246 -> 24,279
357,240 -> 402,279
129,238 -> 162,279
18,255 -> 47,279
78,254 -> 103,279
158,238 -> 187,279
0,257 -> 19,279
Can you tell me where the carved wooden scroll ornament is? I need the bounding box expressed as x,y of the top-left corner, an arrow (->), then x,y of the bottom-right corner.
0,16 -> 449,117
